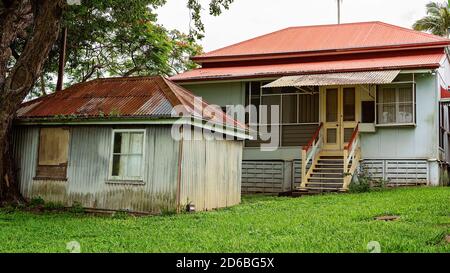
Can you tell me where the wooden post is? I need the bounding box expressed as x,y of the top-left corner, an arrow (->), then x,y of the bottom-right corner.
301,149 -> 307,188
343,149 -> 348,175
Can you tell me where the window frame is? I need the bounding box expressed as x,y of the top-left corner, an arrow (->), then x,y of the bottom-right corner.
245,81 -> 320,148
34,127 -> 70,181
375,82 -> 416,127
108,129 -> 146,183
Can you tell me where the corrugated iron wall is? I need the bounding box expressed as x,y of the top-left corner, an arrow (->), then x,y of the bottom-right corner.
13,127 -> 39,197
180,134 -> 242,211
13,125 -> 243,213
13,125 -> 180,214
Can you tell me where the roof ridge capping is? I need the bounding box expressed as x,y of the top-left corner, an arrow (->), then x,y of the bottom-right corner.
192,21 -> 450,61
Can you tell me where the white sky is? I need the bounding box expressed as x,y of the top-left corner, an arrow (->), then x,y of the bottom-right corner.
157,0 -> 433,52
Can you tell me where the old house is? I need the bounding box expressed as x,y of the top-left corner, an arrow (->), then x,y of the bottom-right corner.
171,22 -> 450,194
13,76 -> 248,213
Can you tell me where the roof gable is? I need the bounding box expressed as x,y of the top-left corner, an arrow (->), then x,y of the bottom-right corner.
194,22 -> 450,62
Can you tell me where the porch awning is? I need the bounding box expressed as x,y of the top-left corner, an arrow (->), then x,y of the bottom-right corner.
262,70 -> 401,88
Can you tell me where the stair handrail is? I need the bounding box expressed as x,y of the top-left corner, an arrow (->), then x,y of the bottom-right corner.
300,123 -> 323,189
343,124 -> 361,190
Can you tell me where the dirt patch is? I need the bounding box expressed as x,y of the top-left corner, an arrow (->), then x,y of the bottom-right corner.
375,215 -> 400,222
445,235 -> 450,244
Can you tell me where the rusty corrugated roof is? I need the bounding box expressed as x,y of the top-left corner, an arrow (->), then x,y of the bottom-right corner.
263,70 -> 401,88
16,76 -> 246,130
171,49 -> 445,82
193,22 -> 450,62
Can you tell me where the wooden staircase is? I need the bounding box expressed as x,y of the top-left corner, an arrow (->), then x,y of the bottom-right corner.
295,123 -> 361,196
300,153 -> 350,193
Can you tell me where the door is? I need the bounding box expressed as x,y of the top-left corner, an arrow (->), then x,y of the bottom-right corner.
323,87 -> 358,150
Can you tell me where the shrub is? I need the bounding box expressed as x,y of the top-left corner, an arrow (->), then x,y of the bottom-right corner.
29,197 -> 45,207
69,202 -> 85,214
349,171 -> 387,193
43,202 -> 65,211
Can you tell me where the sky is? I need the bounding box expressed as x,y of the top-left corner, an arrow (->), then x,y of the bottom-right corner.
157,0 -> 433,52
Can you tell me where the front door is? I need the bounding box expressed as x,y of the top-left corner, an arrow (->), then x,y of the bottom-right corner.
323,87 -> 358,151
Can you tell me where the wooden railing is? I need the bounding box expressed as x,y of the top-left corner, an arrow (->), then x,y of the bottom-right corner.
300,123 -> 323,189
342,124 -> 361,190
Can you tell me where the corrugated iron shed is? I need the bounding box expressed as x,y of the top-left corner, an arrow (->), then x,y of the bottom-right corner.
16,76 -> 245,129
263,70 -> 401,88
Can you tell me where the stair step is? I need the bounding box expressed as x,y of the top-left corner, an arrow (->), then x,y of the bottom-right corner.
303,187 -> 343,191
309,177 -> 344,180
311,173 -> 344,176
314,168 -> 344,171
306,182 -> 343,186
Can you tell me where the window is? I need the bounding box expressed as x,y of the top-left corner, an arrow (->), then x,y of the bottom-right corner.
109,130 -> 145,181
245,81 -> 320,147
439,104 -> 446,149
35,128 -> 70,180
376,84 -> 415,125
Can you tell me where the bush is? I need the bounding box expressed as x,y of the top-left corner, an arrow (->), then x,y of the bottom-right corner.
29,197 -> 45,207
68,202 -> 85,214
349,172 -> 387,193
43,202 -> 65,211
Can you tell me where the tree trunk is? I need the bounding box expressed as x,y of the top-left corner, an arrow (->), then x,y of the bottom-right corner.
0,0 -> 65,204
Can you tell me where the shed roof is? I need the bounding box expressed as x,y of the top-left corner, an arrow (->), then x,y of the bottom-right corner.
193,21 -> 450,62
16,76 -> 246,130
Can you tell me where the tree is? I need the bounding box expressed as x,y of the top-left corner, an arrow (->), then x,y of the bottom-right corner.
413,1 -> 450,37
0,0 -> 234,205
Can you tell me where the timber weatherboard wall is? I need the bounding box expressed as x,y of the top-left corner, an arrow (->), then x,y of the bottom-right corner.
13,125 -> 242,213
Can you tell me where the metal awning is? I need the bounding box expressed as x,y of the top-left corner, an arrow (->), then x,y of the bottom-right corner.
262,70 -> 401,88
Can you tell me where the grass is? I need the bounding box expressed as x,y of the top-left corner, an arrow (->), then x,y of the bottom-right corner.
0,187 -> 449,253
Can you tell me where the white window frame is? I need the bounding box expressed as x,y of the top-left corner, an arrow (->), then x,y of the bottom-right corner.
376,82 -> 416,127
108,129 -> 146,183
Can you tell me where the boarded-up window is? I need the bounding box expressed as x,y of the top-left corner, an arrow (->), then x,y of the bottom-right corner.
110,130 -> 145,181
35,128 -> 70,180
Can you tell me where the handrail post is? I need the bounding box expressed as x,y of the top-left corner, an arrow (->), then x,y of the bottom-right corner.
343,149 -> 348,175
301,149 -> 307,188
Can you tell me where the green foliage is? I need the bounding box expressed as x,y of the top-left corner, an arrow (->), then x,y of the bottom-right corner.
43,202 -> 65,211
0,188 -> 449,252
111,211 -> 131,219
25,0 -> 232,97
29,197 -> 45,207
69,202 -> 85,214
349,171 -> 387,193
413,1 -> 450,37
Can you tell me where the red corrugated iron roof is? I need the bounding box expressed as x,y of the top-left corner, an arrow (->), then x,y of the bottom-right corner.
441,86 -> 450,99
172,49 -> 445,82
16,76 -> 246,129
193,22 -> 450,62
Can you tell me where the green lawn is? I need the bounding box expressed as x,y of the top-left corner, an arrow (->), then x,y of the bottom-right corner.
0,187 -> 449,253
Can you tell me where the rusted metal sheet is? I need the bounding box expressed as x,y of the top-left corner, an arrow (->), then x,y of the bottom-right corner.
263,70 -> 401,88
171,50 -> 444,82
193,22 -> 450,61
16,76 -> 246,131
